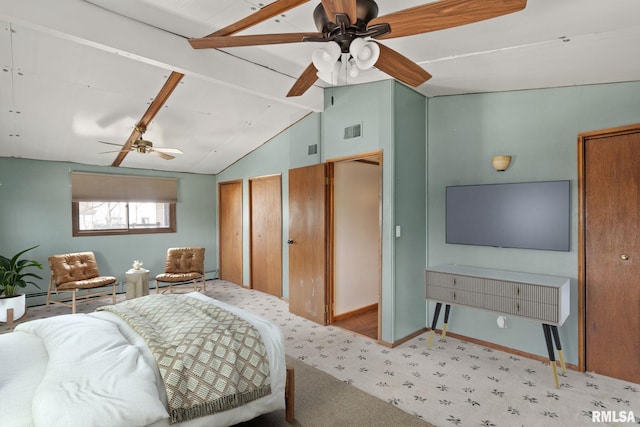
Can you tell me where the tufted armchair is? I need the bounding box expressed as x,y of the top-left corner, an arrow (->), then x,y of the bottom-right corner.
47,252 -> 117,313
155,247 -> 206,293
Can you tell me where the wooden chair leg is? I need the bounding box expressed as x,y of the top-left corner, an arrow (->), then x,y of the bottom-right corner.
285,367 -> 295,423
6,308 -> 14,325
111,282 -> 117,304
46,275 -> 54,306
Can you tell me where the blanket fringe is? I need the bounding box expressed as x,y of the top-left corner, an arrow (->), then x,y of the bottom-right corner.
169,385 -> 273,424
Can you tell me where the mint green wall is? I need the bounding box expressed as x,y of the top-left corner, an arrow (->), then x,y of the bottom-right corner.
215,113 -> 322,297
427,81 -> 640,365
321,81 -> 393,160
323,80 -> 428,343
322,81 -> 396,342
218,81 -> 428,343
393,83 -> 426,339
0,158 -> 217,306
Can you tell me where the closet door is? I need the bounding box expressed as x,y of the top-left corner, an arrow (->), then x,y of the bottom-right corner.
250,174 -> 282,297
584,127 -> 640,384
288,164 -> 327,325
218,180 -> 243,285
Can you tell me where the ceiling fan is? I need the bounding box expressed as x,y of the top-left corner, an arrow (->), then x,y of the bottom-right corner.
100,127 -> 184,160
188,0 -> 527,97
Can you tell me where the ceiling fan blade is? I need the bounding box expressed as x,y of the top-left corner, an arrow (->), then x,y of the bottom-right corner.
112,72 -> 184,167
149,149 -> 175,160
154,147 -> 184,155
287,63 -> 319,97
369,0 -> 527,40
206,0 -> 312,37
99,149 -> 129,154
320,0 -> 357,24
98,140 -> 125,147
374,43 -> 432,87
190,32 -> 323,49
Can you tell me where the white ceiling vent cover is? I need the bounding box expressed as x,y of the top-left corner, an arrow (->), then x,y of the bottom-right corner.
344,123 -> 362,140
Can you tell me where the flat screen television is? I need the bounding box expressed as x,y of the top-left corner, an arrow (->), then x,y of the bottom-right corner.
446,180 -> 570,251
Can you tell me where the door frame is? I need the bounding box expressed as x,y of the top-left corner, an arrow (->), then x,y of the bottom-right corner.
326,150 -> 383,339
577,122 -> 640,372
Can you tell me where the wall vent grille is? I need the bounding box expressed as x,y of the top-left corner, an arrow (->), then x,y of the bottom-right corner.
308,144 -> 318,155
344,123 -> 362,140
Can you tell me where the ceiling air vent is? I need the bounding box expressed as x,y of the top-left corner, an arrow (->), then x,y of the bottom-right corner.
344,123 -> 362,140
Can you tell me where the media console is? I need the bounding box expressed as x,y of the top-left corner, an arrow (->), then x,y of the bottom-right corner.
425,264 -> 571,388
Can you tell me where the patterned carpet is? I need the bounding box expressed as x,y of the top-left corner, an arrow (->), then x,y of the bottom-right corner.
3,280 -> 639,427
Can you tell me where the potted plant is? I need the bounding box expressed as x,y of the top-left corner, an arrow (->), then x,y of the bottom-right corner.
0,245 -> 43,323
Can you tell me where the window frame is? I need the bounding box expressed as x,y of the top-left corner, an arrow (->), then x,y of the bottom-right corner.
72,201 -> 176,237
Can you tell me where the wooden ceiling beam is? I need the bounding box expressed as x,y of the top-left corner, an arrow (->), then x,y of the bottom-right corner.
112,71 -> 184,167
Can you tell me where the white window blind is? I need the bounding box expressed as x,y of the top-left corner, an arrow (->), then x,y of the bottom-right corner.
71,172 -> 177,202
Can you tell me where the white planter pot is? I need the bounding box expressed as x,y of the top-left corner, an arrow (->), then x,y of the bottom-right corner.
0,293 -> 26,322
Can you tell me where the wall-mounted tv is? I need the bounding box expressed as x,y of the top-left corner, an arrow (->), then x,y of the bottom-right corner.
446,180 -> 570,251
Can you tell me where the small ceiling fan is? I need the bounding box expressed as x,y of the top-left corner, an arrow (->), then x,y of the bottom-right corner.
188,0 -> 527,97
99,127 -> 183,160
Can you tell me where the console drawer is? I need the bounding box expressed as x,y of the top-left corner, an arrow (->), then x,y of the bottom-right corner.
426,265 -> 570,326
484,279 -> 558,304
426,271 -> 478,291
484,296 -> 558,323
425,285 -> 484,306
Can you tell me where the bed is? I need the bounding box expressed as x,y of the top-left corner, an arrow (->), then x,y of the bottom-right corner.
0,292 -> 291,427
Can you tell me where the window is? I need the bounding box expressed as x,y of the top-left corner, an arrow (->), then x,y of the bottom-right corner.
71,172 -> 177,236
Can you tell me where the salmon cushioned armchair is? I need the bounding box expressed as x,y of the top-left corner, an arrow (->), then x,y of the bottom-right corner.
47,252 -> 117,313
155,247 -> 206,293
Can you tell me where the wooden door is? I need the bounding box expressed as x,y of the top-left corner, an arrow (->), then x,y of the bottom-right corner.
218,180 -> 243,285
583,127 -> 640,383
288,164 -> 327,324
250,175 -> 282,297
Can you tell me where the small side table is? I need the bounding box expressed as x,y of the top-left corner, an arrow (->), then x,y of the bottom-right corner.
125,268 -> 150,299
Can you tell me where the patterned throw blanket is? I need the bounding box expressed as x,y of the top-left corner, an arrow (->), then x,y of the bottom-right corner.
97,294 -> 271,424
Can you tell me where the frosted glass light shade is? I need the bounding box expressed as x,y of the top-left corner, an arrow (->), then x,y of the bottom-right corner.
349,38 -> 379,70
312,41 -> 341,73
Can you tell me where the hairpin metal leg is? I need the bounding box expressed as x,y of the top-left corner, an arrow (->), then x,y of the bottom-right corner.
550,325 -> 566,372
542,323 -> 559,389
440,304 -> 451,341
427,302 -> 442,349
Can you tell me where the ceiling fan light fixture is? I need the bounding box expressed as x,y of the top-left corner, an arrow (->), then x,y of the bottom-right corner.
311,41 -> 341,73
316,59 -> 342,85
350,38 -> 379,70
348,59 -> 360,78
191,0 -> 528,97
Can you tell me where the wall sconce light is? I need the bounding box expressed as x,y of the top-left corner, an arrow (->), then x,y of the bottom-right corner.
492,155 -> 512,172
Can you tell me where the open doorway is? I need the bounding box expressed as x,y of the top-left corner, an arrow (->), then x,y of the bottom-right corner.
329,152 -> 382,340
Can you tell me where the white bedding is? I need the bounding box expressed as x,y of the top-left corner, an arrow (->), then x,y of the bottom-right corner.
0,292 -> 286,427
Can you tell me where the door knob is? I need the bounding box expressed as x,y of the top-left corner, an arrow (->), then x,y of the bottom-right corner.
620,254 -> 629,261
287,240 -> 294,245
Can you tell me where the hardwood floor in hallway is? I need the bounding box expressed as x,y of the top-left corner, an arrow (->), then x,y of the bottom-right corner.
333,305 -> 378,340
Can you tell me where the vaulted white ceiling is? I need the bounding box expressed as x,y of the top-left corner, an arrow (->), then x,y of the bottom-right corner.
1,0 -> 639,174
